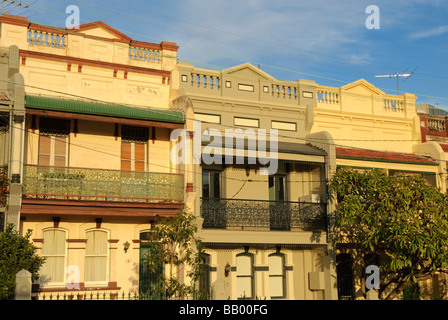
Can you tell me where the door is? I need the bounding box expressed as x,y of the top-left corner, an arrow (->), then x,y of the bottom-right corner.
268,175 -> 289,230
139,244 -> 163,299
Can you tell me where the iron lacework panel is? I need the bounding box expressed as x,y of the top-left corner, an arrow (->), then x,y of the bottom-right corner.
23,165 -> 184,203
200,198 -> 326,231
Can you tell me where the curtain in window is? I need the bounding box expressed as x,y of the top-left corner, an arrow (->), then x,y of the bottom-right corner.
85,230 -> 108,282
41,229 -> 66,284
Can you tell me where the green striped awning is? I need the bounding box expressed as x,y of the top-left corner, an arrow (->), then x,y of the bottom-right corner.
25,95 -> 185,124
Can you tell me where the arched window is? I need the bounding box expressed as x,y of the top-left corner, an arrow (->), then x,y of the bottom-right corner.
85,230 -> 109,284
40,229 -> 67,286
236,253 -> 254,299
269,253 -> 285,298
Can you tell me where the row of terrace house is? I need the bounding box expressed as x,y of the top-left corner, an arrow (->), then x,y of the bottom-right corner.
0,14 -> 445,300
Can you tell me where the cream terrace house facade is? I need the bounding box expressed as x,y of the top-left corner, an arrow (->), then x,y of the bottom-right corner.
311,79 -> 446,299
0,14 -> 191,298
171,61 -> 338,300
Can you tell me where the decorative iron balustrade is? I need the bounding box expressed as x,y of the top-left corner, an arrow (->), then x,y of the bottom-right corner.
23,165 -> 184,203
200,198 -> 326,231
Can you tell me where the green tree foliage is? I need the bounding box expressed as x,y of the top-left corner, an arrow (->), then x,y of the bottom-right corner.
146,210 -> 206,299
330,167 -> 448,300
0,224 -> 46,299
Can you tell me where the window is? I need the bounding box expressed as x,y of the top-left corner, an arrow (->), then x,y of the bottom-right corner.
202,171 -> 221,199
85,230 -> 109,284
271,121 -> 297,132
269,253 -> 285,298
236,253 -> 254,299
40,229 -> 67,286
234,117 -> 259,128
38,117 -> 70,167
121,125 -> 148,172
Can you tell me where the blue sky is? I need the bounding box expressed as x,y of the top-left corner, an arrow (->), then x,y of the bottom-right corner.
7,0 -> 448,110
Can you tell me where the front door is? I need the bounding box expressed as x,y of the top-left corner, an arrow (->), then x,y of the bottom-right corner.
139,244 -> 163,299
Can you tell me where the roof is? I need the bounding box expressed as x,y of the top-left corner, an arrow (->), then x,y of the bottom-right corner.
202,140 -> 326,155
25,95 -> 185,124
0,92 -> 10,102
336,147 -> 438,165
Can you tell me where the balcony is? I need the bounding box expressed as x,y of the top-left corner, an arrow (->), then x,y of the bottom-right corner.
200,198 -> 326,231
23,165 -> 184,203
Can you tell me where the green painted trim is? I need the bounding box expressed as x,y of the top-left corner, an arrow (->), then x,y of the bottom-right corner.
25,95 -> 185,124
336,155 -> 439,166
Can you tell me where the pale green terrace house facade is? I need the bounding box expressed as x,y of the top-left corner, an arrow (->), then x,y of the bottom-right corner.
170,62 -> 338,300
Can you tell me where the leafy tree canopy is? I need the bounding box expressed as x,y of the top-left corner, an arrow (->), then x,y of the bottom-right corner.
146,210 -> 206,299
330,167 -> 448,300
0,224 -> 46,300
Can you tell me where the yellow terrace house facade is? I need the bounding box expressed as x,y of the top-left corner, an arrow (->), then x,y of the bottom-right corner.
171,62 -> 338,300
311,79 -> 446,299
0,14 -> 188,298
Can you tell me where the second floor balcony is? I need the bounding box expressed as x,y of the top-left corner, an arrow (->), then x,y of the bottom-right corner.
200,198 -> 326,232
23,165 -> 184,203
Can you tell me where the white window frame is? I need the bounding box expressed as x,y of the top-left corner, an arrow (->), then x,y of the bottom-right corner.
236,253 -> 254,299
268,253 -> 286,298
40,228 -> 68,288
84,229 -> 110,287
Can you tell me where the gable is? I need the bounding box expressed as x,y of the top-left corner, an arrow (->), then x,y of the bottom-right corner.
69,21 -> 131,41
222,63 -> 275,81
341,79 -> 385,96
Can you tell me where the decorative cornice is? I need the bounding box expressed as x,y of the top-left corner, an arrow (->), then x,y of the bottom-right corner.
19,50 -> 171,80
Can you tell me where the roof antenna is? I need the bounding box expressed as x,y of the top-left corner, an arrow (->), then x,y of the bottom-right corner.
374,70 -> 413,95
1,0 -> 29,15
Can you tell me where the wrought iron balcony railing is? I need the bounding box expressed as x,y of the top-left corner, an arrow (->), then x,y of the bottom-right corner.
23,165 -> 184,203
200,198 -> 326,231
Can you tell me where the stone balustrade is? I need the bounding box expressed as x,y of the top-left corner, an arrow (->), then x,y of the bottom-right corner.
189,72 -> 221,90
317,87 -> 339,105
28,28 -> 66,49
271,83 -> 298,100
383,97 -> 404,112
427,118 -> 446,132
129,45 -> 160,63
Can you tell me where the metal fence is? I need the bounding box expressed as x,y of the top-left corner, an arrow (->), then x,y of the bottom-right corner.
23,165 -> 184,203
201,198 -> 326,231
37,288 -> 213,301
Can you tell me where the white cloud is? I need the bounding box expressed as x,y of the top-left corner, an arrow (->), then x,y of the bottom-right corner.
409,25 -> 448,39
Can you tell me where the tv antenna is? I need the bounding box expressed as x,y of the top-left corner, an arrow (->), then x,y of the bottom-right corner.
375,67 -> 417,95
1,0 -> 29,15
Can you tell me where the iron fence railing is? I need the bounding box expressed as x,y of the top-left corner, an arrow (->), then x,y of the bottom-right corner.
36,288 -> 213,300
200,198 -> 326,231
23,165 -> 184,203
